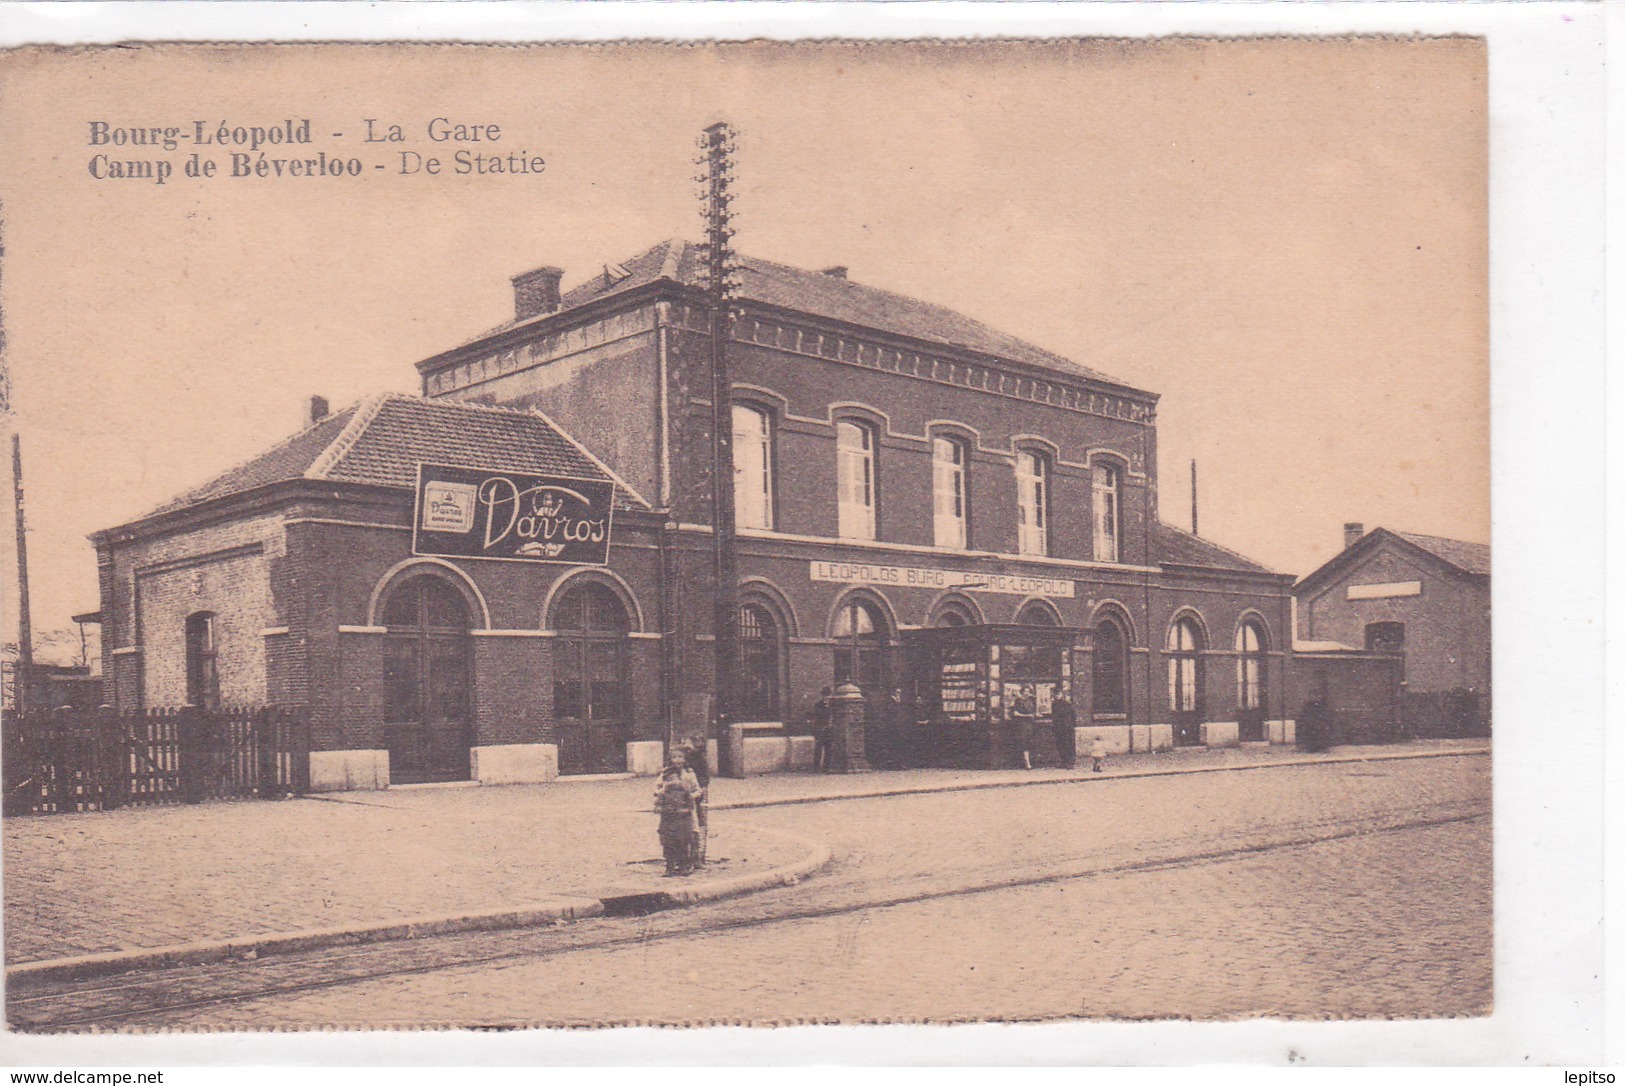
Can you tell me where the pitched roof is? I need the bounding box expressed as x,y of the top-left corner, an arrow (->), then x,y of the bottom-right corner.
468,239 -> 1139,390
141,394 -> 648,521
1152,522 -> 1279,576
1294,526 -> 1491,594
1390,530 -> 1490,576
148,405 -> 361,514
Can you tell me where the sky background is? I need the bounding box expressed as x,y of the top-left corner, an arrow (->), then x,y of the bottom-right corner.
0,39 -> 1487,655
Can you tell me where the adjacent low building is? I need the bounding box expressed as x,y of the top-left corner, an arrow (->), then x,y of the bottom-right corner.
92,240 -> 1335,789
1294,524 -> 1490,736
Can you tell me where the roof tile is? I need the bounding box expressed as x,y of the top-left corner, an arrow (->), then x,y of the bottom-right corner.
1392,530 -> 1490,576
1153,522 -> 1278,575
480,240 -> 1138,390
135,395 -> 645,521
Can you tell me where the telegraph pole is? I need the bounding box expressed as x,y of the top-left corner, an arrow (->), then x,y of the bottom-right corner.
698,122 -> 741,777
2,199 -> 33,715
11,433 -> 33,715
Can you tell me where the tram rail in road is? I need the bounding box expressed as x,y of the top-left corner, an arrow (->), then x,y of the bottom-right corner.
8,794 -> 1489,1032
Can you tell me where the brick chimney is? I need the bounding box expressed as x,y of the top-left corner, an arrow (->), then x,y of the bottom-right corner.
307,395 -> 329,427
511,265 -> 564,321
820,265 -> 848,279
1343,522 -> 1365,549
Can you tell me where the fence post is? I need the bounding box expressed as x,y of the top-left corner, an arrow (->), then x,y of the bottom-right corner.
293,707 -> 311,795
179,705 -> 204,804
255,708 -> 277,797
96,705 -> 126,810
45,710 -> 70,813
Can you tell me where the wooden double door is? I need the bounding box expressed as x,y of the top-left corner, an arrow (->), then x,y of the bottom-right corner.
551,582 -> 631,775
383,577 -> 473,784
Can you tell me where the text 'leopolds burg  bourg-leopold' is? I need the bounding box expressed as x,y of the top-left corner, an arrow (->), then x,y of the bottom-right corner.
84,117 -> 547,185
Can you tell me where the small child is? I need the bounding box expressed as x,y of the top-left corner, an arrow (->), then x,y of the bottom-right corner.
1090,735 -> 1108,773
653,755 -> 700,876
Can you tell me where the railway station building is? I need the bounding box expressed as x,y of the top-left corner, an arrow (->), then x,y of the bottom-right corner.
92,239 -> 1308,789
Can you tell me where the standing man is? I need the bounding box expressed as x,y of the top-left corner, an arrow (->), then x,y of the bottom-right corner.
880,686 -> 907,769
1051,691 -> 1077,768
808,686 -> 833,772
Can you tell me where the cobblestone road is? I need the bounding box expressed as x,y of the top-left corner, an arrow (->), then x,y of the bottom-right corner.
2,784 -> 801,963
15,754 -> 1490,1029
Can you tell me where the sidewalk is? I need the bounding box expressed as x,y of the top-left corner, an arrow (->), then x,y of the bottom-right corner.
3,737 -> 1486,977
709,736 -> 1490,809
2,781 -> 819,973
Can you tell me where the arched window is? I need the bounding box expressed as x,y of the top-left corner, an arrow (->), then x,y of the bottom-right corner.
1092,461 -> 1122,563
836,419 -> 878,540
1016,600 -> 1060,626
831,597 -> 891,703
1166,616 -> 1203,715
1015,449 -> 1051,556
551,580 -> 632,774
733,403 -> 774,531
932,435 -> 969,549
1236,620 -> 1267,710
737,601 -> 784,722
382,576 -> 472,782
185,611 -> 220,710
1092,615 -> 1129,715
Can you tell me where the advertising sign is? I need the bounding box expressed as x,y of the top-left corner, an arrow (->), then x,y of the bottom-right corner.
809,560 -> 1074,598
413,463 -> 614,565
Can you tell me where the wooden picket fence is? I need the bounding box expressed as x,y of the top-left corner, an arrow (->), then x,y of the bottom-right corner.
2,705 -> 310,816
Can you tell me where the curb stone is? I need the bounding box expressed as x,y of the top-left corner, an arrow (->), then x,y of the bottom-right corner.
5,747 -> 1477,985
5,824 -> 831,988
709,743 -> 1491,811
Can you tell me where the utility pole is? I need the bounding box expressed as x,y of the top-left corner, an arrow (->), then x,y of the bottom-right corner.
698,121 -> 741,777
10,433 -> 33,717
0,203 -> 30,717
1189,458 -> 1199,537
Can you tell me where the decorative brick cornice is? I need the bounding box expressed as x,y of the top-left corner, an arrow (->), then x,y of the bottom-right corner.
421,284 -> 1157,427
671,300 -> 1157,426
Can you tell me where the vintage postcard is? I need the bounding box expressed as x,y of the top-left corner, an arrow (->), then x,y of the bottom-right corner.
0,6 -> 1606,1068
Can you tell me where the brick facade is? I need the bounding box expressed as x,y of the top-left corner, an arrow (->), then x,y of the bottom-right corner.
1298,541 -> 1490,697
418,243 -> 1299,751
92,240 -> 1347,788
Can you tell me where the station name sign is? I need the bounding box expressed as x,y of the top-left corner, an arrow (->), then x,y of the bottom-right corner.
413,463 -> 614,565
809,560 -> 1074,598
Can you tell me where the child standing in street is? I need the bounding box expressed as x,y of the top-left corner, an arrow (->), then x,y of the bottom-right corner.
1090,735 -> 1108,773
653,749 -> 702,876
681,735 -> 711,869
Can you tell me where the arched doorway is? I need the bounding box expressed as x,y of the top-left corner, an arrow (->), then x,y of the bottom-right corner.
831,596 -> 892,708
832,595 -> 894,767
382,575 -> 472,783
737,600 -> 785,722
1016,599 -> 1061,626
1235,618 -> 1269,740
1166,615 -> 1205,747
1092,613 -> 1130,718
551,580 -> 631,774
929,594 -> 981,628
